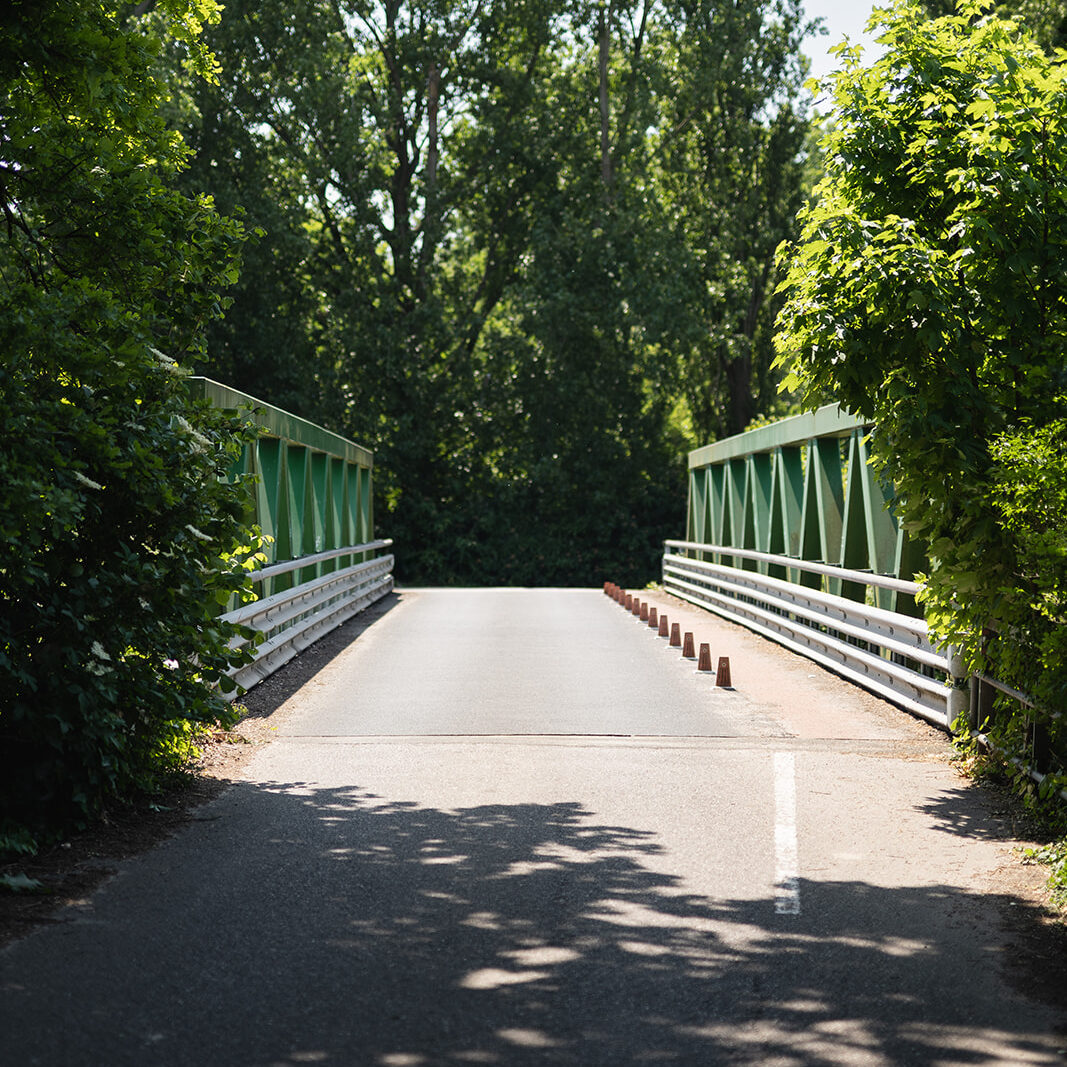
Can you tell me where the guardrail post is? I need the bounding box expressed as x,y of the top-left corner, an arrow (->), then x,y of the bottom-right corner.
946,645 -> 970,733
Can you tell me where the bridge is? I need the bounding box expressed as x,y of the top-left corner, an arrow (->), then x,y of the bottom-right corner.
2,382 -> 1063,1064
191,379 -> 968,733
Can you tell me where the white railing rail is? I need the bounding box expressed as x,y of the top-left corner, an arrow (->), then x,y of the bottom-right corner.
223,539 -> 394,691
663,540 -> 967,729
248,540 -> 393,583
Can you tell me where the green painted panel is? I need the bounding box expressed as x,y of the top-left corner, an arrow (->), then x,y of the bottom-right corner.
839,432 -> 870,603
323,458 -> 345,574
340,465 -> 355,569
768,446 -> 804,581
719,462 -> 741,568
798,443 -> 826,591
812,437 -> 845,565
855,434 -> 899,575
310,452 -> 327,551
300,449 -> 321,584
255,437 -> 282,549
271,445 -> 294,592
690,467 -> 708,545
797,437 -> 847,595
767,457 -> 787,580
359,467 -> 373,555
779,445 -> 805,570
709,466 -> 725,548
894,528 -> 928,617
700,470 -> 713,558
286,445 -> 308,575
727,458 -> 747,546
742,453 -> 773,572
350,467 -> 365,561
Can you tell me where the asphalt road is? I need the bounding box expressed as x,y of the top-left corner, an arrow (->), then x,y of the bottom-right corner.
1,588 -> 1065,1066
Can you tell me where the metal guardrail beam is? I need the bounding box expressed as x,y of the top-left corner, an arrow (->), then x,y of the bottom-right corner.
665,539 -> 919,595
223,544 -> 394,691
662,544 -> 957,728
251,540 -> 394,583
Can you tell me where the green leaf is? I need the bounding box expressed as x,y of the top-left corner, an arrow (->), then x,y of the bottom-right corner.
0,873 -> 45,894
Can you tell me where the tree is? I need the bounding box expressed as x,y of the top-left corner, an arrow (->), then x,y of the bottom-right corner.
774,0 -> 1067,791
0,0 -> 258,844
175,0 -> 579,580
174,0 -> 815,585
920,0 -> 1067,49
656,0 -> 813,441
461,0 -> 816,583
454,0 -> 695,584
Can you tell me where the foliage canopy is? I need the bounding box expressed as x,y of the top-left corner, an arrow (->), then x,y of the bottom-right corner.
920,0 -> 1067,50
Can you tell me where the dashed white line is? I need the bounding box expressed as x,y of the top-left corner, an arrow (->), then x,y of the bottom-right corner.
774,751 -> 801,915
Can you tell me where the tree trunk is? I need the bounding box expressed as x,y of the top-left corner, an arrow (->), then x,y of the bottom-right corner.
724,351 -> 753,436
598,2 -> 614,194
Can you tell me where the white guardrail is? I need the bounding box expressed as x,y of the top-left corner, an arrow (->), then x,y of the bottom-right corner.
663,540 -> 967,730
222,540 -> 394,691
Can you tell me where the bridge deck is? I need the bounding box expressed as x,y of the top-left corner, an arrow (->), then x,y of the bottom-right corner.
0,589 -> 1062,1065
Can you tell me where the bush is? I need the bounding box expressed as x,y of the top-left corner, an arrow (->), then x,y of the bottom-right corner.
773,0 -> 1067,786
0,0 -> 259,842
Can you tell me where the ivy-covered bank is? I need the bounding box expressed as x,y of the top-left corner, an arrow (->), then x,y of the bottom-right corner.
0,1 -> 260,848
775,1 -> 1067,793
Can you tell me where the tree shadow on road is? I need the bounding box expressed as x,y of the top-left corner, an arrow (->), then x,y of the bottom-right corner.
914,782 -> 1061,844
2,781 -> 1066,1066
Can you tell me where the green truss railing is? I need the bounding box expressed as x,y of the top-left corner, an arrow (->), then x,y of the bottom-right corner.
664,405 -> 965,728
187,377 -> 376,598
187,377 -> 394,690
684,404 -> 926,615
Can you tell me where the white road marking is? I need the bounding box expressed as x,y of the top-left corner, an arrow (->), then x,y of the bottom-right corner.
774,751 -> 801,915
